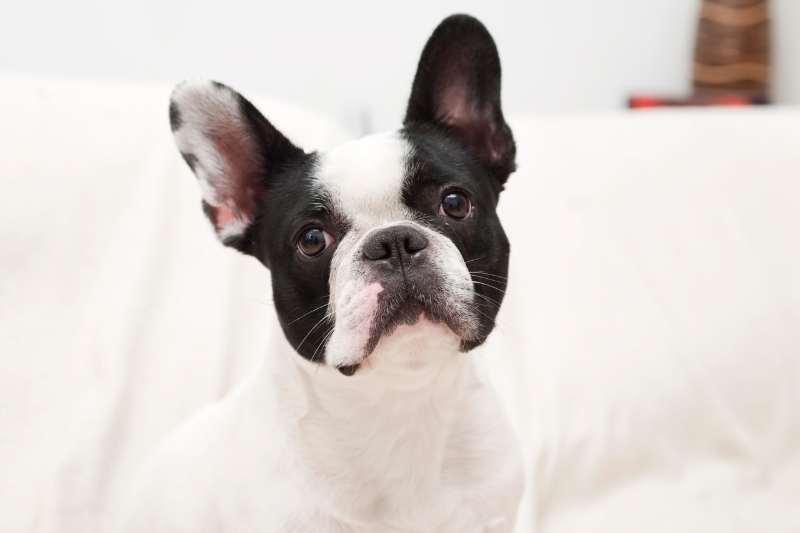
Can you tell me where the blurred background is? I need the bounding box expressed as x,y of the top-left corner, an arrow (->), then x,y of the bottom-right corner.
2,0 -> 799,135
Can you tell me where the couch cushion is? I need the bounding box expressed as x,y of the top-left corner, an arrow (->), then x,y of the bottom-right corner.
486,108 -> 800,532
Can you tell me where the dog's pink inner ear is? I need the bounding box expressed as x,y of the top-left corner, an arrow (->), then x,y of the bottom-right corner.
206,126 -> 266,232
436,81 -> 472,128
434,77 -> 513,168
215,205 -> 234,227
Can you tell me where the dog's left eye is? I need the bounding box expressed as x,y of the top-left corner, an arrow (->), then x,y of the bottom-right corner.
439,192 -> 472,220
297,228 -> 333,258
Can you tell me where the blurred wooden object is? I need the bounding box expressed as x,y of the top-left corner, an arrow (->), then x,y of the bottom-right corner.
693,0 -> 770,99
629,0 -> 771,108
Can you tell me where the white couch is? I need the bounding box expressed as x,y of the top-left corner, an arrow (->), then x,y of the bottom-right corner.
1,74 -> 799,532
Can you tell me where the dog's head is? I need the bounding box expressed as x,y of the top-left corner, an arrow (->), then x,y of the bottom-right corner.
169,15 -> 515,377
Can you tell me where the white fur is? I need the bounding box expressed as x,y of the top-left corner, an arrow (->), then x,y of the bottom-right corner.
315,131 -> 409,227
117,314 -> 523,533
118,132 -> 523,532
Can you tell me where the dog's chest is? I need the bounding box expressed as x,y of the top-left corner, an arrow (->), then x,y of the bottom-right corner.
223,447 -> 511,533
215,371 -> 521,533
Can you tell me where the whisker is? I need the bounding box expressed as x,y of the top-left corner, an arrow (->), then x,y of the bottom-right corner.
471,274 -> 509,287
311,325 -> 336,363
311,326 -> 337,390
295,312 -> 335,352
470,305 -> 497,325
463,256 -> 486,264
469,302 -> 522,342
472,280 -> 507,294
466,302 -> 503,336
287,302 -> 331,326
468,271 -> 509,281
474,292 -> 503,309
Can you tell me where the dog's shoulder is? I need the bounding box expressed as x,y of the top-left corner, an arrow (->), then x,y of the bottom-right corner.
115,386 -> 240,531
115,378 -> 301,532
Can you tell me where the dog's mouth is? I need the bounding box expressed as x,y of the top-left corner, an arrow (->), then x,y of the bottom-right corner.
335,299 -> 427,376
367,295 -> 442,353
334,290 -> 476,376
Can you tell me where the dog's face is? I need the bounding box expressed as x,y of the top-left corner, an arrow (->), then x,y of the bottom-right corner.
169,15 -> 515,376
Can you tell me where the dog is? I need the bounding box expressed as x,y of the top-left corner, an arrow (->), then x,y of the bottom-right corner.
118,14 -> 523,533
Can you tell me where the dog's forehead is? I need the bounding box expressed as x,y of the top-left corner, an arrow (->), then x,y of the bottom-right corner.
315,131 -> 410,227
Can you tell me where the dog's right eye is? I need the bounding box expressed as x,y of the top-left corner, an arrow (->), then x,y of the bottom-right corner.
297,228 -> 333,258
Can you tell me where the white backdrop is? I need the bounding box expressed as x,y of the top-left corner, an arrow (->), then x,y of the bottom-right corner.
2,73 -> 800,532
1,0 -> 799,135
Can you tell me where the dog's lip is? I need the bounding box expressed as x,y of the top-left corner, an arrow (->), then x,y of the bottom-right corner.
335,300 -> 427,377
337,363 -> 360,376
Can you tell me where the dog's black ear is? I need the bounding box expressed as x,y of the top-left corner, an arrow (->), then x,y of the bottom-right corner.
169,80 -> 304,253
404,15 -> 515,187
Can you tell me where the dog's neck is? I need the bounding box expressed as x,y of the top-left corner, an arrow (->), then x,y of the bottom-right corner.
262,315 -> 485,520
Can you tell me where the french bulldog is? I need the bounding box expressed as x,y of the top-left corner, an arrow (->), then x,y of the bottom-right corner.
118,14 -> 523,533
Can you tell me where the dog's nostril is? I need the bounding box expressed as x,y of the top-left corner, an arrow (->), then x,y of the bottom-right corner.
363,240 -> 392,260
404,234 -> 427,255
363,226 -> 428,261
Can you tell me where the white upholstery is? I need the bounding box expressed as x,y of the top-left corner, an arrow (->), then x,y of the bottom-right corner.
1,74 -> 799,532
492,110 -> 800,532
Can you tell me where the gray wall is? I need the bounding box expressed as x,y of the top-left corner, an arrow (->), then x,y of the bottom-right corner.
1,0 -> 798,134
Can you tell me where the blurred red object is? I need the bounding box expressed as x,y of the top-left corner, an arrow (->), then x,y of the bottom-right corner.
628,93 -> 766,109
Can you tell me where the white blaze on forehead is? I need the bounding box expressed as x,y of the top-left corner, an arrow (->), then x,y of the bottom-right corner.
315,131 -> 410,227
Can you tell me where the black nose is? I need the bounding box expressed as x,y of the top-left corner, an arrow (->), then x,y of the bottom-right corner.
362,225 -> 428,262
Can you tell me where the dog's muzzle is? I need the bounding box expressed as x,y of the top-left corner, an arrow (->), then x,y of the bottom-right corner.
359,225 -> 470,354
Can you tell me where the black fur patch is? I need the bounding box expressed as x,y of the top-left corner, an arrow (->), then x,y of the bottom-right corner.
181,152 -> 198,172
400,127 -> 510,351
404,14 -> 516,188
396,14 -> 514,350
249,153 -> 347,361
169,101 -> 182,131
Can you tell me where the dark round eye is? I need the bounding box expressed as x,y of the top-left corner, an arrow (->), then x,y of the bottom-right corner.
440,192 -> 472,220
297,228 -> 331,258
